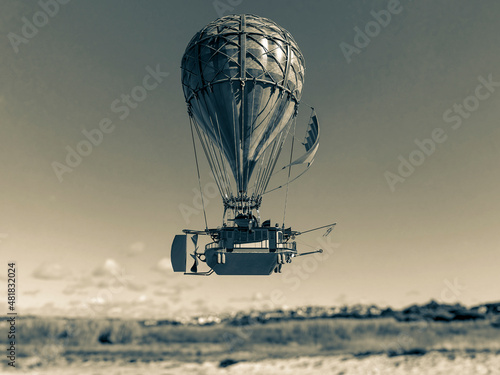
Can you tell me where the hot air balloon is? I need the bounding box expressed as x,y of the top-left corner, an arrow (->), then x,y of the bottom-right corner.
171,14 -> 334,275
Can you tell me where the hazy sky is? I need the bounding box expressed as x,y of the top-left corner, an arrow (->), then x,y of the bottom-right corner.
1,0 -> 499,318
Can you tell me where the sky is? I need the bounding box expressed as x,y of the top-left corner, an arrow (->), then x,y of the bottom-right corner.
1,0 -> 499,319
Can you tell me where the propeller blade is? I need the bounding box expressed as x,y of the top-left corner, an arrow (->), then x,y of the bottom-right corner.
191,234 -> 198,247
190,255 -> 198,273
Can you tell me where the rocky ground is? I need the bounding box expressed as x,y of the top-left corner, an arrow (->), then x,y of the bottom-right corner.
4,351 -> 500,375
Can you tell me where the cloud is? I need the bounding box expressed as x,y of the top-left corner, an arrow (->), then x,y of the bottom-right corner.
94,275 -> 145,292
62,287 -> 89,296
63,259 -> 144,296
152,257 -> 174,276
62,275 -> 94,295
334,293 -> 348,305
92,259 -> 123,277
191,298 -> 215,314
34,295 -> 173,319
92,259 -> 145,291
229,292 -> 268,303
24,290 -> 40,296
126,280 -> 147,292
153,288 -> 181,304
127,241 -> 145,256
406,290 -> 421,297
153,287 -> 171,296
107,306 -> 123,316
73,294 -> 163,319
153,281 -> 196,304
32,263 -> 69,280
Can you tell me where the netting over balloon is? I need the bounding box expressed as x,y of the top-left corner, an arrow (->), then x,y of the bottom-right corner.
182,14 -> 304,102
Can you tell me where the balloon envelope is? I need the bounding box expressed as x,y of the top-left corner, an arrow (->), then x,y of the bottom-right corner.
181,14 -> 305,195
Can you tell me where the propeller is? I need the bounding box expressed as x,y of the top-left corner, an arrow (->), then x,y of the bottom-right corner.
189,234 -> 199,273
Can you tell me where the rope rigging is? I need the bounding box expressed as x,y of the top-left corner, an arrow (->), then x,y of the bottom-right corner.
282,116 -> 297,227
189,115 -> 209,231
262,106 -> 318,195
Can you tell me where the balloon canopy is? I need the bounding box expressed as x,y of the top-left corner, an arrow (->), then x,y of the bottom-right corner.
181,14 -> 305,210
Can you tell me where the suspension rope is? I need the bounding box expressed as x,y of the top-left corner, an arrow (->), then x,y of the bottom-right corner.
254,93 -> 284,197
230,82 -> 239,197
251,116 -> 289,197
211,106 -> 233,198
192,97 -> 231,199
251,88 -> 285,196
189,116 -> 209,231
258,129 -> 285,197
207,136 -> 231,198
246,81 -> 256,198
260,131 -> 284,195
252,140 -> 269,199
192,116 -> 226,200
260,94 -> 294,194
255,137 -> 278,196
282,116 -> 297,227
262,105 -> 316,195
200,92 -> 233,198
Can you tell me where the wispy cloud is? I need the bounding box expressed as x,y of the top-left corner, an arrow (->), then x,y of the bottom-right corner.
126,280 -> 147,292
153,281 -> 196,305
63,259 -> 146,295
406,290 -> 421,297
152,257 -> 173,276
94,277 -> 146,292
62,275 -> 94,295
24,289 -> 40,296
127,241 -> 145,256
68,294 -> 171,319
92,258 -> 122,277
153,287 -> 172,296
32,263 -> 70,280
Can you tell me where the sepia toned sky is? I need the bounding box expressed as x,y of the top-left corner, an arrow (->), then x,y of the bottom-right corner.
1,0 -> 499,319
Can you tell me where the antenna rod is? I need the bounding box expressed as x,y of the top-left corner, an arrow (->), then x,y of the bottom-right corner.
294,249 -> 323,257
296,222 -> 336,236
